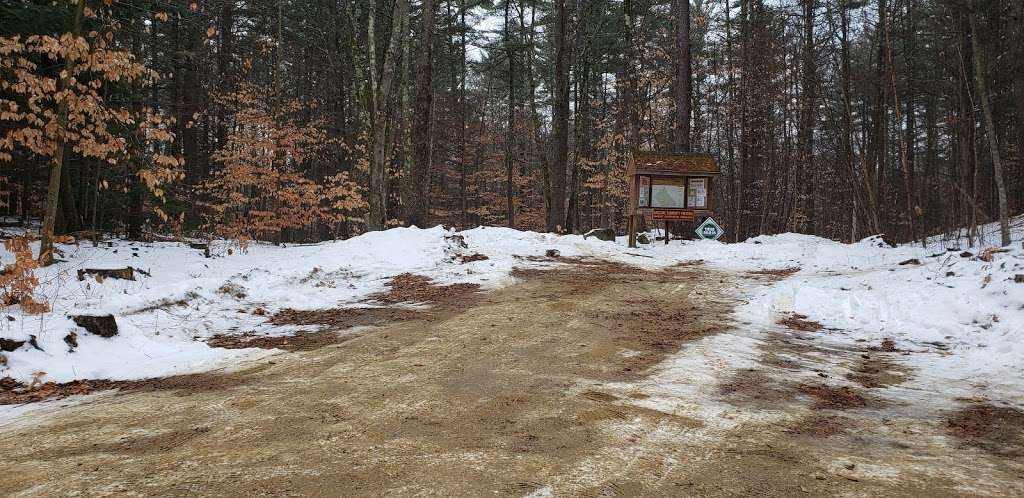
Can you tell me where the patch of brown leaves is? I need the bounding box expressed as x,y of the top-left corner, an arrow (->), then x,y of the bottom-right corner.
797,384 -> 869,409
207,331 -> 350,351
718,369 -> 794,407
368,273 -> 480,305
778,313 -> 823,332
513,256 -> 650,276
783,414 -> 847,437
978,247 -> 1010,263
0,370 -> 252,405
269,306 -> 419,328
207,275 -> 480,353
947,403 -> 1024,456
845,354 -> 908,388
456,253 -> 489,263
670,260 -> 705,268
867,338 -> 899,352
748,267 -> 801,280
0,378 -> 120,404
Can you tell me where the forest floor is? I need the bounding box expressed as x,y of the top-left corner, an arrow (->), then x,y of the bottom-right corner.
0,260 -> 1021,497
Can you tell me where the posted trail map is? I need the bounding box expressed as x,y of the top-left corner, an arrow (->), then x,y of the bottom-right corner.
651,178 -> 685,208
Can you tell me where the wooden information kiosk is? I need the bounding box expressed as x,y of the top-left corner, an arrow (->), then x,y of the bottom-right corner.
626,151 -> 720,247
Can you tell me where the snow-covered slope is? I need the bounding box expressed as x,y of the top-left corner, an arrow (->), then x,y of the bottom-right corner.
925,214 -> 1024,249
739,233 -> 1024,401
1,224 -> 1021,404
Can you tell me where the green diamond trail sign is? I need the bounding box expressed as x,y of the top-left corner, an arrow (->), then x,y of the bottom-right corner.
695,217 -> 725,240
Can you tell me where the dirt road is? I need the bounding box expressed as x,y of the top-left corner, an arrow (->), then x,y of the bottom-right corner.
0,263 -> 1021,497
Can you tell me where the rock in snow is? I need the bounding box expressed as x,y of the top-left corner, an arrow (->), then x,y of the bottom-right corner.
583,228 -> 616,242
70,315 -> 118,338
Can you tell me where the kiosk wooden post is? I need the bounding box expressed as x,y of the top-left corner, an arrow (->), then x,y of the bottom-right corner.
625,152 -> 720,248
627,215 -> 637,247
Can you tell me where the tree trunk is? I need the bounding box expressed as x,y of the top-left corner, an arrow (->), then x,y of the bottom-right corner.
622,0 -> 639,150
884,1 -> 917,246
796,0 -> 816,231
548,0 -> 570,232
738,0 -> 750,241
840,0 -> 858,240
969,10 -> 1010,246
1016,0 -> 1024,216
673,0 -> 692,152
366,0 -> 409,231
904,0 -> 921,244
406,0 -> 436,228
503,0 -> 516,228
869,0 -> 888,232
59,161 -> 83,233
459,0 -> 468,228
524,3 -> 551,222
39,0 -> 85,265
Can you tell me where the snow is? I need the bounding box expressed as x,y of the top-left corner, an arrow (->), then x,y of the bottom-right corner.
925,215 -> 1024,250
2,218 -> 1022,410
2,226 -> 490,385
0,226 -> 603,386
522,485 -> 554,498
608,331 -> 785,431
741,231 -> 1024,403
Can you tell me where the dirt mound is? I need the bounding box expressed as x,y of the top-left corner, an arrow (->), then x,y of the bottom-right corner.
947,403 -> 1024,457
368,273 -> 480,305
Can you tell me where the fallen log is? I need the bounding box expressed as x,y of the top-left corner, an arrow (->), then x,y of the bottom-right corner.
77,267 -> 136,282
0,338 -> 25,352
189,243 -> 211,258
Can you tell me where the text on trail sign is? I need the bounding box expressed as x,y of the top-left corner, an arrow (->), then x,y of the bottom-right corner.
695,217 -> 724,240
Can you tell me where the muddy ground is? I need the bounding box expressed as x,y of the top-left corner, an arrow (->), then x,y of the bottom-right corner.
0,263 -> 1021,497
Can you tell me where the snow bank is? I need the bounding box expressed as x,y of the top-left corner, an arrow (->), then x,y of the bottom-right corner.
1,222 -> 1021,406
0,225 -> 657,385
608,225 -> 1022,412
731,226 -> 1024,403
